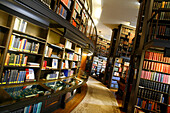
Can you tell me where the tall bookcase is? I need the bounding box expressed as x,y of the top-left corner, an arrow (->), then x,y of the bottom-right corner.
108,24 -> 136,90
0,0 -> 96,112
40,0 -> 96,40
127,0 -> 170,113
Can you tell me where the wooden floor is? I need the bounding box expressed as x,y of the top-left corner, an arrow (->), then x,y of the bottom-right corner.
53,84 -> 88,113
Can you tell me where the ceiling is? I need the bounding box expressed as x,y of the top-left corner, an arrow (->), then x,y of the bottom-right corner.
93,0 -> 140,40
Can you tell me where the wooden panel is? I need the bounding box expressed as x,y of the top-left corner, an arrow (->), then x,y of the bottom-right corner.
26,22 -> 48,39
80,52 -> 87,71
47,30 -> 61,44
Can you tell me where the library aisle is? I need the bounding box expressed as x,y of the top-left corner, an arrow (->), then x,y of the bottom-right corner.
71,77 -> 120,113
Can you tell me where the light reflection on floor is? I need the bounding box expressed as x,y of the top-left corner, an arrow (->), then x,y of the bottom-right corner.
71,77 -> 120,113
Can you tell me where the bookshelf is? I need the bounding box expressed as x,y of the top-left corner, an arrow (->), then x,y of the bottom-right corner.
91,56 -> 107,79
108,24 -> 136,90
39,0 -> 96,39
127,1 -> 170,113
0,0 -> 95,111
95,36 -> 110,57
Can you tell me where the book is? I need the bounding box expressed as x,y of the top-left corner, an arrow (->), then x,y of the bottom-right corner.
13,18 -> 27,32
65,40 -> 72,49
25,69 -> 35,80
46,71 -> 59,80
52,59 -> 58,69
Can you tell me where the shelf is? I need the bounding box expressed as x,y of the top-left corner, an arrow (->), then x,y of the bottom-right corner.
63,59 -> 73,61
4,65 -> 40,69
73,60 -> 79,62
8,50 -> 43,56
47,42 -> 64,50
139,86 -> 168,95
44,56 -> 62,59
134,105 -> 160,113
144,59 -> 170,65
65,48 -> 75,52
74,52 -> 81,55
13,30 -> 46,42
141,78 -> 170,85
0,46 -> 5,49
61,68 -> 71,70
41,68 -> 60,71
112,75 -> 120,77
143,69 -> 170,75
0,24 -> 10,29
137,96 -> 168,106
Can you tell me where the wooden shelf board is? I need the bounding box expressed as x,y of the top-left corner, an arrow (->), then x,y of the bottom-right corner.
0,46 -> 5,49
41,69 -> 60,71
137,97 -> 168,106
140,78 -> 169,85
8,50 -> 43,56
47,42 -> 64,50
0,25 -> 10,29
143,69 -> 170,75
134,105 -> 160,113
144,39 -> 170,50
65,48 -> 75,52
13,30 -> 46,42
144,59 -> 170,65
44,56 -> 62,59
139,86 -> 168,95
4,65 -> 40,69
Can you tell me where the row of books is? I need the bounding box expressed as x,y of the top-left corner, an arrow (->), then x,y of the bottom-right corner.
79,24 -> 86,33
74,0 -> 82,14
42,59 -> 58,70
24,102 -> 42,113
139,79 -> 169,93
72,9 -> 77,20
72,62 -> 77,68
64,52 -> 73,60
138,87 -> 165,103
61,69 -> 74,77
44,46 -> 53,57
9,34 -> 40,53
121,27 -> 131,35
136,98 -> 160,112
75,47 -> 81,55
145,51 -> 170,63
153,1 -> 170,9
5,53 -> 28,66
143,61 -> 170,74
61,60 -> 69,69
65,40 -> 72,49
141,70 -> 170,84
13,18 -> 27,33
1,69 -> 35,84
156,26 -> 170,36
159,12 -> 170,20
61,0 -> 72,9
81,10 -> 88,24
74,54 -> 81,61
46,71 -> 59,80
57,4 -> 68,19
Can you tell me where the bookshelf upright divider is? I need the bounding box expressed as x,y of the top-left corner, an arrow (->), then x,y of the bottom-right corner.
0,15 -> 15,82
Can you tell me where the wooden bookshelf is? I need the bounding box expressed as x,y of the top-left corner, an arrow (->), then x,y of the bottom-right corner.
107,25 -> 135,91
0,0 -> 96,112
127,1 -> 170,113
